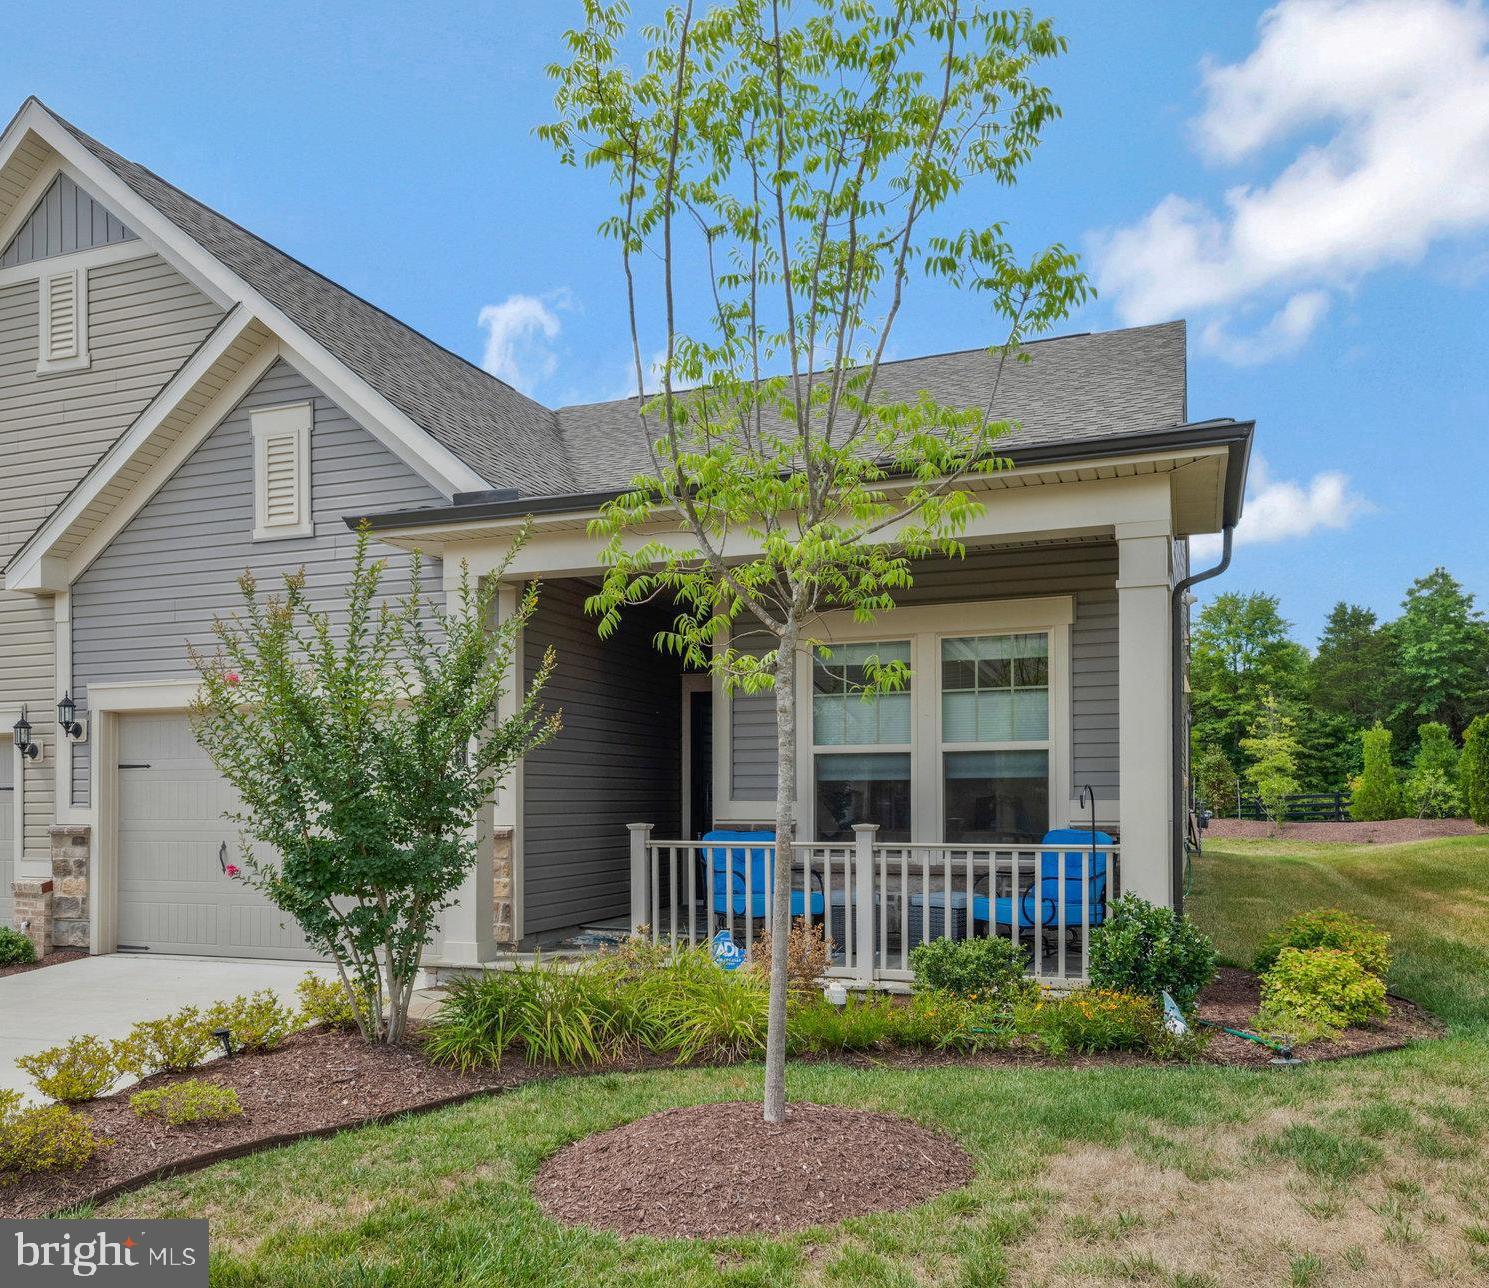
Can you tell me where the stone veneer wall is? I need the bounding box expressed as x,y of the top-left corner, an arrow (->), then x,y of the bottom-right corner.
50,824 -> 90,948
492,826 -> 515,947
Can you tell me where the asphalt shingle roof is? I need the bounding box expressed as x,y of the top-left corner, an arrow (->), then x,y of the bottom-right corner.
39,101 -> 1190,506
50,106 -> 574,495
554,322 -> 1189,494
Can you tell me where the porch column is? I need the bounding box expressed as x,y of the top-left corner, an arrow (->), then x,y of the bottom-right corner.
1115,525 -> 1174,906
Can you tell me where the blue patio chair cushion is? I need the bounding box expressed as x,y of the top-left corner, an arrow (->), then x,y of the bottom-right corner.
700,829 -> 825,919
967,829 -> 1114,931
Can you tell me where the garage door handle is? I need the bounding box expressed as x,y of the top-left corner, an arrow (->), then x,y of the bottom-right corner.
218,841 -> 229,873
119,763 -> 151,769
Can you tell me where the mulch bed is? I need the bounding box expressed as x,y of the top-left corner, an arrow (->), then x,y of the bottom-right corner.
0,1028 -> 674,1221
1195,966 -> 1442,1066
533,1100 -> 975,1238
2,971 -> 1446,1220
1206,817 -> 1483,844
0,949 -> 87,979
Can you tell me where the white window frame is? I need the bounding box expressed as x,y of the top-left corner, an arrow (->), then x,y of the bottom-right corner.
938,630 -> 1054,844
36,266 -> 90,374
250,401 -> 314,540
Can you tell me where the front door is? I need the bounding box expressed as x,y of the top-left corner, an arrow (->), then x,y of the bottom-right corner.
681,676 -> 713,839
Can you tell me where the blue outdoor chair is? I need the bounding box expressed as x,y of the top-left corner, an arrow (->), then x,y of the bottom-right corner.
971,828 -> 1113,932
700,829 -> 826,919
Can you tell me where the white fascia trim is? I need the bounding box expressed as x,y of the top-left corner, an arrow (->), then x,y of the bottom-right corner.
0,239 -> 152,290
5,308 -> 267,591
5,106 -> 489,500
0,148 -> 63,251
87,680 -> 200,713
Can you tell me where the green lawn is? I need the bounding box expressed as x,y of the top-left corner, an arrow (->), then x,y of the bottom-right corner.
89,836 -> 1489,1286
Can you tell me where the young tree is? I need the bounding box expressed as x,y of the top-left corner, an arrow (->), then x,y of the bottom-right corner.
1191,592 -> 1309,765
1391,568 -> 1489,740
1462,714 -> 1489,826
190,529 -> 559,1043
1349,722 -> 1402,822
1239,692 -> 1301,828
544,0 -> 1086,1121
1407,721 -> 1463,819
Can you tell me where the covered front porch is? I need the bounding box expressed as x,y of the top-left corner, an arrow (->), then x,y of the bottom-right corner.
628,825 -> 1121,984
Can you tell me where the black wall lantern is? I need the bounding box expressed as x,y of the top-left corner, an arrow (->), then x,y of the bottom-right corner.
12,707 -> 39,760
57,691 -> 85,741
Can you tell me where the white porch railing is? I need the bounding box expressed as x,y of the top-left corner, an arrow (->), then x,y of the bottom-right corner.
628,822 -> 1120,985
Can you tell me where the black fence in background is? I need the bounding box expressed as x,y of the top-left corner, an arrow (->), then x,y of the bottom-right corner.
1235,791 -> 1352,822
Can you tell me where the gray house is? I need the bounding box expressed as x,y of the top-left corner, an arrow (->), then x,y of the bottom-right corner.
0,99 -> 1252,983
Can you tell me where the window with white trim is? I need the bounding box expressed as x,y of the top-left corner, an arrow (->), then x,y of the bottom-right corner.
811,640 -> 912,842
940,632 -> 1050,842
251,403 -> 313,540
37,268 -> 89,373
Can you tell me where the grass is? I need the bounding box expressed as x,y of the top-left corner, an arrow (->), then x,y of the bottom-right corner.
77,834 -> 1489,1286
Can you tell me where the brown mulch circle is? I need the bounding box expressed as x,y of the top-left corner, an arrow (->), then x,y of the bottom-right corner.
1195,966 -> 1443,1066
0,1027 -> 676,1221
533,1100 -> 975,1238
0,948 -> 87,979
1206,817 -> 1483,844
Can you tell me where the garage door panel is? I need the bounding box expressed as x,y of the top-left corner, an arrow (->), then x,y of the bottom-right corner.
116,714 -> 317,961
0,744 -> 12,928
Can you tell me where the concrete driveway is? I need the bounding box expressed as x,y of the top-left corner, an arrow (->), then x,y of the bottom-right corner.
0,954 -> 336,1097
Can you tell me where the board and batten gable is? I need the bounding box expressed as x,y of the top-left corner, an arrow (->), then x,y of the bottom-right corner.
727,540 -> 1120,810
0,173 -> 138,269
68,358 -> 449,806
0,247 -> 224,858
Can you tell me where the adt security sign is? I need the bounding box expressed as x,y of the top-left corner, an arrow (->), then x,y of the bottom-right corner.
2,1220 -> 208,1285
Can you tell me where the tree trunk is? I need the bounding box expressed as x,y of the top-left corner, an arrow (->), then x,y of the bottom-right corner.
763,619 -> 799,1122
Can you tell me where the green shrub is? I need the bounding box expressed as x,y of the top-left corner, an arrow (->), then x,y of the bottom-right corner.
15,1035 -> 120,1104
1350,723 -> 1401,821
1460,714 -> 1489,826
1407,767 -> 1462,819
1259,947 -> 1389,1041
0,1091 -> 102,1181
1193,744 -> 1239,817
116,1008 -> 215,1076
628,950 -> 769,1063
0,927 -> 36,967
295,972 -> 370,1031
130,1080 -> 243,1127
1014,988 -> 1158,1056
788,994 -> 904,1054
1253,908 -> 1391,979
908,935 -> 1034,1008
205,990 -> 297,1053
1088,895 -> 1218,1011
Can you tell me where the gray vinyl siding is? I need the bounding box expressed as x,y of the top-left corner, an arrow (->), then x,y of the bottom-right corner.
0,250 -> 221,857
730,630 -> 777,801
726,541 -> 1121,804
69,359 -> 448,805
521,580 -> 682,937
0,173 -> 137,268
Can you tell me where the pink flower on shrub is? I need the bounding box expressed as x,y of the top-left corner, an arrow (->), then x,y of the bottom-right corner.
225,672 -> 240,686
225,864 -> 241,878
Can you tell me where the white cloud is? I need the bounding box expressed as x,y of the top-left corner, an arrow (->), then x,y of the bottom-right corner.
477,290 -> 571,395
1191,455 -> 1372,558
1094,0 -> 1489,363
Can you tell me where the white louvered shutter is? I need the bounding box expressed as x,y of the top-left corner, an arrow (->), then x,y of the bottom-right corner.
262,432 -> 300,525
39,269 -> 87,369
251,403 -> 313,538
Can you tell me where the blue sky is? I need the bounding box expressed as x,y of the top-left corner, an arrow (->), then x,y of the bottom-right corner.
6,1 -> 1487,644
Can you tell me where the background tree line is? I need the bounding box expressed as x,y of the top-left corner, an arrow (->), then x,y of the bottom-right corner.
1190,567 -> 1489,822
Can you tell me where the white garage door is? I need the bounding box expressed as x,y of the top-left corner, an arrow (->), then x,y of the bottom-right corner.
116,714 -> 316,960
0,744 -> 13,929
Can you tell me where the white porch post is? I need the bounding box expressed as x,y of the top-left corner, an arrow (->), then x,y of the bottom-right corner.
629,823 -> 654,933
1115,524 -> 1174,907
853,823 -> 878,985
